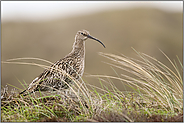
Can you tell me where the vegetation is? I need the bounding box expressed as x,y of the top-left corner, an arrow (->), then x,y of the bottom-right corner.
1,50 -> 183,122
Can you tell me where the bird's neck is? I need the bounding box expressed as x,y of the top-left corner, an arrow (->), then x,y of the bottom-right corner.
71,40 -> 85,58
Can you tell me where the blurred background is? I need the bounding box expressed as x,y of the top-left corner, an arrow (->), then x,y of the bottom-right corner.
1,1 -> 183,91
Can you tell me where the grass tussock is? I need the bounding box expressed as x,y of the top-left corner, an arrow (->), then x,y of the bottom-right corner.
96,49 -> 183,114
1,50 -> 183,122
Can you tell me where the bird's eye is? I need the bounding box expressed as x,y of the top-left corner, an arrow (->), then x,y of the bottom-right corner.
81,32 -> 84,35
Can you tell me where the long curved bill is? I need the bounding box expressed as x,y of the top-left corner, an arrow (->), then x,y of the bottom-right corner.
87,35 -> 106,48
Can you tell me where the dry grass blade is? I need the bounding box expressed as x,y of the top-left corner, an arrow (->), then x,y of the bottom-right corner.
2,61 -> 50,70
5,57 -> 53,65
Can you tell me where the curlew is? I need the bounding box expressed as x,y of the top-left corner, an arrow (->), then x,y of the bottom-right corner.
20,30 -> 105,96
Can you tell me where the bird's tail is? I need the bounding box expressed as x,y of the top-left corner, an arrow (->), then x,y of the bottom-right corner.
19,89 -> 33,96
19,89 -> 28,96
19,77 -> 40,96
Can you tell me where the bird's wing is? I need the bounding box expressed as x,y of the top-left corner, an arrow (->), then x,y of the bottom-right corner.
20,56 -> 81,95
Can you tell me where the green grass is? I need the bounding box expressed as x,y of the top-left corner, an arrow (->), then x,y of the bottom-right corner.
1,50 -> 183,122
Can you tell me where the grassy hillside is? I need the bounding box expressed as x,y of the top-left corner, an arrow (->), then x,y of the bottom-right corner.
2,8 -> 182,91
1,50 -> 182,122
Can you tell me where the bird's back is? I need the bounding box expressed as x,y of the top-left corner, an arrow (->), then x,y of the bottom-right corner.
20,53 -> 85,96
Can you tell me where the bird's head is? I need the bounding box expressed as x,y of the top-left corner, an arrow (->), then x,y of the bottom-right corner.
75,30 -> 106,48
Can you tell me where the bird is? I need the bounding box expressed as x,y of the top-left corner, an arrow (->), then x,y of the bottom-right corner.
19,30 -> 106,96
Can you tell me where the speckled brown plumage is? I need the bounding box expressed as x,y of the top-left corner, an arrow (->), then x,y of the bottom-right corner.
20,30 -> 105,96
